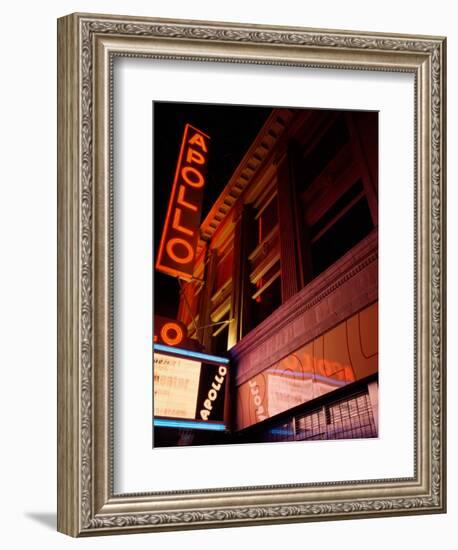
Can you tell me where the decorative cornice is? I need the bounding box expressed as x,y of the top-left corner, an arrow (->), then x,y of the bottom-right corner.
199,109 -> 293,243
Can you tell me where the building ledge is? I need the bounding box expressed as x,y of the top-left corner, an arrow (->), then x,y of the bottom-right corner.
230,229 -> 378,385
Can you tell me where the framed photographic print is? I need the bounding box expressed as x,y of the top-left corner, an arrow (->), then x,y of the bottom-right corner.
57,13 -> 446,536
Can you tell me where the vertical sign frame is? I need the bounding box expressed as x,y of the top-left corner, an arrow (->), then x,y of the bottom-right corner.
155,123 -> 210,280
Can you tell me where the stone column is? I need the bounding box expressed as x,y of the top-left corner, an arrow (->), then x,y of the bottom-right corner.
197,247 -> 217,352
276,143 -> 309,300
228,204 -> 255,347
346,111 -> 379,226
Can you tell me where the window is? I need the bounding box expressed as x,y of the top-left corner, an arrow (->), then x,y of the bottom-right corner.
310,182 -> 374,276
211,311 -> 230,356
209,244 -> 233,353
214,248 -> 233,291
251,268 -> 282,327
300,116 -> 350,193
257,195 -> 278,242
295,113 -> 376,283
247,194 -> 282,331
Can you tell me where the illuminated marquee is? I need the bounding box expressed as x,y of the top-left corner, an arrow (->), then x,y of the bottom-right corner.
199,365 -> 228,420
153,353 -> 201,419
153,345 -> 228,426
156,124 -> 210,280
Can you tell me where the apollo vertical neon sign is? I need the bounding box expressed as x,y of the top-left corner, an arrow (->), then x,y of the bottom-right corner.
156,124 -> 210,280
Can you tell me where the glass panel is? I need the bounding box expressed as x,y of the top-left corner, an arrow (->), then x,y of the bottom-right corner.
251,272 -> 281,327
300,116 -> 349,192
212,315 -> 230,355
214,249 -> 234,291
310,196 -> 373,276
258,196 -> 278,242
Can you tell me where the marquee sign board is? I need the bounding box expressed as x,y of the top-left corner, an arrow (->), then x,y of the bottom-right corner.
153,345 -> 228,426
155,124 -> 210,280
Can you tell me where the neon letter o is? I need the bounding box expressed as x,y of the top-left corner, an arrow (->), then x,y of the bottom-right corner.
166,238 -> 194,264
160,322 -> 184,346
181,166 -> 204,188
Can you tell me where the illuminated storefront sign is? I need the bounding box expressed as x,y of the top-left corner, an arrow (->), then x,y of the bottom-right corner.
153,353 -> 201,419
154,315 -> 186,346
153,345 -> 228,427
156,124 -> 210,280
199,365 -> 228,420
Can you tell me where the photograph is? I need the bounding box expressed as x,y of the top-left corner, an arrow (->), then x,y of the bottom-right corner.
153,102 -> 379,448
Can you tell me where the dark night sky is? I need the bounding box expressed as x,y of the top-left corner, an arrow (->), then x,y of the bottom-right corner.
153,102 -> 272,319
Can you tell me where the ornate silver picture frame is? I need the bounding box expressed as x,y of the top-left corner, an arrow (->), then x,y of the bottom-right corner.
57,13 -> 446,536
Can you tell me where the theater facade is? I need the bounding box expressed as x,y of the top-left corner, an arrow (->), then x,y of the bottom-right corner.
154,106 -> 379,447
